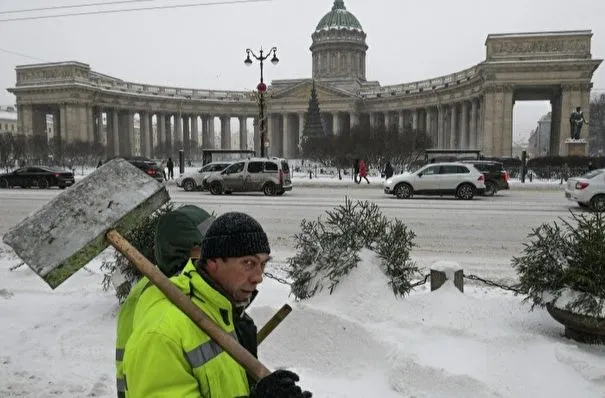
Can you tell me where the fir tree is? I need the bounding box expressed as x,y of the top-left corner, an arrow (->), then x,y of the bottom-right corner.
302,80 -> 325,139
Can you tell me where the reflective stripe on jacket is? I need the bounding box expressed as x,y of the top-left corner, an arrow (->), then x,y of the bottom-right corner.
123,260 -> 249,398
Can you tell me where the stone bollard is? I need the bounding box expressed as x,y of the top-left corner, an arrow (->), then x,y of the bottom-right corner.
430,261 -> 464,293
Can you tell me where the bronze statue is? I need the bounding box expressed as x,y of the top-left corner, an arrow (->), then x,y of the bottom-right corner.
569,106 -> 588,140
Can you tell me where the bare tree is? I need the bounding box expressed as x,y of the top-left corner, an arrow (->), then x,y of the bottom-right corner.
0,133 -> 13,171
589,94 -> 605,155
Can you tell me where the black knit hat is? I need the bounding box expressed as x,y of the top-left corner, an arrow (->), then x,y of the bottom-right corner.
200,212 -> 270,261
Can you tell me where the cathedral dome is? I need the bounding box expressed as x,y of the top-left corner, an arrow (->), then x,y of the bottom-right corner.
315,0 -> 363,32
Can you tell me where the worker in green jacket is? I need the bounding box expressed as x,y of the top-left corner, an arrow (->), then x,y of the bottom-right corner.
115,205 -> 214,398
123,212 -> 312,398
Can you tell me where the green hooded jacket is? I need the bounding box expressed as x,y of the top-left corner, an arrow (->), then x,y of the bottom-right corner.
115,205 -> 213,397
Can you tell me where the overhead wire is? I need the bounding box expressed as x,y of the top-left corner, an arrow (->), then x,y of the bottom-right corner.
0,0 -> 156,15
0,0 -> 274,23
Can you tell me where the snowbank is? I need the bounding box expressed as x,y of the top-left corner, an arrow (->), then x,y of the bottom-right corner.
2,247 -> 605,397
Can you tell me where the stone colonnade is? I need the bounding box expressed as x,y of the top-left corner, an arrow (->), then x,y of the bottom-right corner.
17,104 -> 259,159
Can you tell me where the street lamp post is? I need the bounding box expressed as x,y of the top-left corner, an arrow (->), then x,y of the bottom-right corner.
244,47 -> 279,157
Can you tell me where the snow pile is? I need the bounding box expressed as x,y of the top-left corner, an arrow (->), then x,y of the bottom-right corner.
2,248 -> 605,397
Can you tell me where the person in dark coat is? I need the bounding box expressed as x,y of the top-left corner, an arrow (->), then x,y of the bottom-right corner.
166,157 -> 174,179
353,158 -> 360,183
384,161 -> 394,179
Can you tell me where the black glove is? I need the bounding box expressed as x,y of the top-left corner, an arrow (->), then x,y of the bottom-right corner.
250,370 -> 312,398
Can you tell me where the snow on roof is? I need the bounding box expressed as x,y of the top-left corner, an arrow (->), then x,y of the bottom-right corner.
0,110 -> 17,121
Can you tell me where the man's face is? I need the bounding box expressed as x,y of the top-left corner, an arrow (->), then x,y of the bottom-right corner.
206,253 -> 270,303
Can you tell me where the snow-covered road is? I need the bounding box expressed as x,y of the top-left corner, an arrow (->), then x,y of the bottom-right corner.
0,185 -> 575,282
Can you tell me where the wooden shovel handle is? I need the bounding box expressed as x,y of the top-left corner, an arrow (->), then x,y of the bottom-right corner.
257,304 -> 292,345
106,229 -> 271,381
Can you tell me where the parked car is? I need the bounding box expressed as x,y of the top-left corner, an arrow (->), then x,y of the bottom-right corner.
109,156 -> 164,183
205,157 -> 292,196
384,162 -> 485,200
564,168 -> 605,211
460,160 -> 509,196
0,166 -> 75,189
176,161 -> 232,191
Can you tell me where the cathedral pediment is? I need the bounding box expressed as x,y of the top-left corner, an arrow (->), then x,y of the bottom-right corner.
270,80 -> 357,101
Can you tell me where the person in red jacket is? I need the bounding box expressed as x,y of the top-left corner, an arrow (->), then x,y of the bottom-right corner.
357,159 -> 370,184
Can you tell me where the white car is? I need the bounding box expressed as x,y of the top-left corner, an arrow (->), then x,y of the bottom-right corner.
564,168 -> 605,211
176,162 -> 232,191
384,162 -> 486,200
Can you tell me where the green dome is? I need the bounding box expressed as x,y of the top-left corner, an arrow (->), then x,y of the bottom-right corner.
315,0 -> 363,32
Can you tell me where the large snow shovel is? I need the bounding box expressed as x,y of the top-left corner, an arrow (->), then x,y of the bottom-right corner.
2,158 -> 271,381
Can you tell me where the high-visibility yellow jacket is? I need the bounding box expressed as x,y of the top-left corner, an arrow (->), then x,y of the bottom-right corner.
115,277 -> 152,397
123,260 -> 250,398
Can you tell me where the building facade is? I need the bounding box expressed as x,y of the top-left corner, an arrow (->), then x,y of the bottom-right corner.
0,105 -> 18,133
528,112 -> 552,158
5,0 -> 603,159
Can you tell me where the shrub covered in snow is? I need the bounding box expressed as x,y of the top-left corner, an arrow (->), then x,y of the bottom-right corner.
287,197 -> 419,300
512,210 -> 605,319
100,203 -> 174,302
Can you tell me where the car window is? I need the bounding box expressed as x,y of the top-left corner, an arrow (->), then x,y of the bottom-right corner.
224,162 -> 245,174
584,169 -> 603,179
440,165 -> 460,174
280,161 -> 290,173
247,161 -> 263,173
420,165 -> 439,176
264,162 -> 278,172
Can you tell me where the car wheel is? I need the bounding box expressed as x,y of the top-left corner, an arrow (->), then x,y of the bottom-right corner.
38,178 -> 49,189
456,183 -> 475,200
578,202 -> 589,208
590,194 -> 605,212
276,190 -> 285,196
183,179 -> 196,192
209,181 -> 223,195
0,178 -> 8,188
394,183 -> 412,199
483,181 -> 496,197
263,183 -> 277,196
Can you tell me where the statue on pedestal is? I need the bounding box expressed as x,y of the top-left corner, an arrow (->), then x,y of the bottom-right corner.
569,106 -> 588,140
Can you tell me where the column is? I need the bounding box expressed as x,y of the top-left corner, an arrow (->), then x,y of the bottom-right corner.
105,109 -> 113,156
254,117 -> 261,155
437,106 -> 445,148
458,102 -> 468,149
140,111 -> 151,158
19,105 -> 34,136
283,113 -> 291,157
32,107 -> 47,136
412,110 -> 419,131
267,113 -> 273,155
398,111 -> 405,133
469,99 -> 478,149
157,113 -> 166,156
112,109 -> 120,156
298,112 -> 305,144
384,112 -> 391,131
239,116 -> 247,150
370,112 -> 376,129
449,103 -> 458,149
87,105 -> 95,143
94,107 -> 103,145
183,115 -> 191,159
220,116 -> 231,149
147,112 -> 157,159
482,86 -> 513,157
350,112 -> 359,127
332,112 -> 340,136
203,116 -> 215,149
191,116 -> 199,157
425,109 -> 431,139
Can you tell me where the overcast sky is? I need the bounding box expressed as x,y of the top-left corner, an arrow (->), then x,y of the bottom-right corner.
1,0 -> 604,141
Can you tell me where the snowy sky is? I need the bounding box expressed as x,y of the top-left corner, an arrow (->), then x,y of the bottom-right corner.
1,0 -> 605,142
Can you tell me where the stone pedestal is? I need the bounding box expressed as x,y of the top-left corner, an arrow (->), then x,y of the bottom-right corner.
565,138 -> 587,156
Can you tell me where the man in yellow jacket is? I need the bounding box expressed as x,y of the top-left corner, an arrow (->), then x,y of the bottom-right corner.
115,205 -> 214,397
123,212 -> 312,398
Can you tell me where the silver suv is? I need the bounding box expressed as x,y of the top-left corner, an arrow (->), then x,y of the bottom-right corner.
205,157 -> 292,196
